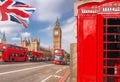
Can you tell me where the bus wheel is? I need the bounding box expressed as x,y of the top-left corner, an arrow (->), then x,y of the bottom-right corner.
24,58 -> 26,62
12,58 -> 14,62
8,57 -> 10,61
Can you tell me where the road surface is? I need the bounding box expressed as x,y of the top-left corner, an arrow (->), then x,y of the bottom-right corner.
0,62 -> 69,82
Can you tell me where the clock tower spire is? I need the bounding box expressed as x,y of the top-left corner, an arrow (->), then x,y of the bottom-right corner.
55,18 -> 60,27
53,18 -> 62,49
1,32 -> 6,43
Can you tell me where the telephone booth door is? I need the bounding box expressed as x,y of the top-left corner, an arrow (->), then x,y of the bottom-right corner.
77,0 -> 120,82
102,17 -> 120,82
98,15 -> 120,82
96,15 -> 120,82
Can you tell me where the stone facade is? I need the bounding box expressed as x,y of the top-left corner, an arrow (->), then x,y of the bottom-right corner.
21,38 -> 40,51
70,43 -> 77,82
53,19 -> 62,49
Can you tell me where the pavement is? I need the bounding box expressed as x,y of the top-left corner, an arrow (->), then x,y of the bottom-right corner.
43,66 -> 70,82
66,76 -> 70,82
0,61 -> 70,82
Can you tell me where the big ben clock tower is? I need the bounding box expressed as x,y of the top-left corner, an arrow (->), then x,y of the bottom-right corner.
53,19 -> 62,49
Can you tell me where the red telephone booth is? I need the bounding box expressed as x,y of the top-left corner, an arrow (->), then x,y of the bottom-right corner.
77,0 -> 120,82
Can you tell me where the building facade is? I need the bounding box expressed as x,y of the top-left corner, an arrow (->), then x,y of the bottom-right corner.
53,19 -> 62,49
21,38 -> 52,60
21,38 -> 40,51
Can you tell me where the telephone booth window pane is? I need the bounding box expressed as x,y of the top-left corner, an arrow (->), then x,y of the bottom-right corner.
116,35 -> 120,41
108,27 -> 117,33
107,60 -> 115,66
107,68 -> 114,74
107,43 -> 120,50
107,35 -> 120,41
107,35 -> 115,41
108,52 -> 120,58
117,27 -> 120,33
108,27 -> 120,33
108,18 -> 120,25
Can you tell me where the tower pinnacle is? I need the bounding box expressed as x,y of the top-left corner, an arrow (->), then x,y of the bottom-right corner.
1,32 -> 6,43
55,18 -> 60,27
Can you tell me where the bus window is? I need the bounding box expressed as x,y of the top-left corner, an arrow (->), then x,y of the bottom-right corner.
54,50 -> 64,53
15,54 -> 18,57
19,54 -> 23,57
15,46 -> 18,49
12,54 -> 15,57
54,55 -> 63,61
10,45 -> 15,49
18,47 -> 22,50
20,47 -> 23,50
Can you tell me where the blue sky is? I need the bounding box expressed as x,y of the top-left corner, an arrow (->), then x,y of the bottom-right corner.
0,0 -> 76,52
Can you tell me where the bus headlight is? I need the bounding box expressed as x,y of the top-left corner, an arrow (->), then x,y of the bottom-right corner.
3,46 -> 6,49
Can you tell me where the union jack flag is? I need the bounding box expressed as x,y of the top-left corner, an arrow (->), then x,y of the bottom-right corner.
0,0 -> 35,28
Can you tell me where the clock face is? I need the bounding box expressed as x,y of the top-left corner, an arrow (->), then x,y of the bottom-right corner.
54,31 -> 58,35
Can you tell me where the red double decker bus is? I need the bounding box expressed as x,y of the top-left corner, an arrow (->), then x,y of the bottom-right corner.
28,51 -> 44,62
52,48 -> 67,65
0,43 -> 28,62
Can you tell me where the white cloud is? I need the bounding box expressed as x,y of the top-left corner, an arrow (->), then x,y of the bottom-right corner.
35,0 -> 73,22
39,25 -> 53,32
40,43 -> 50,49
15,0 -> 74,22
13,0 -> 75,51
11,37 -> 20,41
66,17 -> 76,24
61,17 -> 76,52
0,21 -> 23,37
21,32 -> 31,38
